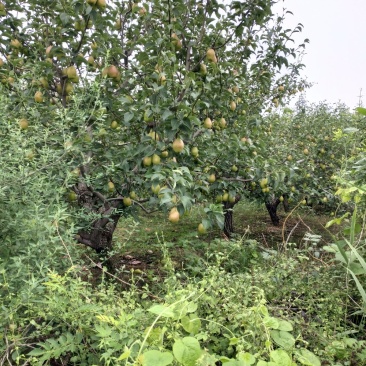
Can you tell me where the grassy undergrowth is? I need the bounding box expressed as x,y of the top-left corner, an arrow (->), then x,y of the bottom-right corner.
110,200 -> 339,275
1,201 -> 365,365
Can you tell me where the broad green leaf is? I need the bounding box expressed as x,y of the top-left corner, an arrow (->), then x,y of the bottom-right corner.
256,361 -> 269,366
181,314 -> 201,334
173,337 -> 202,366
263,316 -> 279,329
270,330 -> 295,350
237,352 -> 256,365
270,350 -> 292,366
295,349 -> 321,366
186,302 -> 198,313
141,350 -> 173,366
277,319 -> 293,331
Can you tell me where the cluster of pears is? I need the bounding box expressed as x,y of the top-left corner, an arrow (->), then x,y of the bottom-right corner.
259,178 -> 270,193
143,154 -> 161,167
202,116 -> 227,130
123,191 -> 137,207
215,191 -> 236,204
142,137 -> 185,167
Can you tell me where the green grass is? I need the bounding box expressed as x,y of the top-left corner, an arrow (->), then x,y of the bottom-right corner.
109,199 -> 340,279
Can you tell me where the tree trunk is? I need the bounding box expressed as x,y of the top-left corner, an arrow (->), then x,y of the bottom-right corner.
265,198 -> 281,226
223,195 -> 241,238
73,182 -> 122,253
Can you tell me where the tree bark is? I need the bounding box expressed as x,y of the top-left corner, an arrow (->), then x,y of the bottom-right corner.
73,182 -> 122,253
223,195 -> 241,238
265,198 -> 281,226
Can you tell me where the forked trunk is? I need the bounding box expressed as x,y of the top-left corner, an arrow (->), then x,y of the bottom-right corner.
265,198 -> 281,226
74,182 -> 122,253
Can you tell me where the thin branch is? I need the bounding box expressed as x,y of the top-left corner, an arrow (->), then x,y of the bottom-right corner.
133,200 -> 159,214
55,223 -> 74,266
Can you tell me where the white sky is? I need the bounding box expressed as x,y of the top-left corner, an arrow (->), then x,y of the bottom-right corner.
273,0 -> 366,109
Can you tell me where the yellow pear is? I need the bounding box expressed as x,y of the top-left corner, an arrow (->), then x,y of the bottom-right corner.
108,181 -> 115,192
129,191 -> 137,199
208,174 -> 216,183
19,118 -> 29,130
172,138 -> 184,153
203,117 -> 212,129
34,91 -> 43,103
206,48 -> 217,63
200,63 -> 207,75
107,65 -> 120,79
198,223 -> 206,234
96,0 -> 106,9
191,146 -> 199,157
259,178 -> 268,188
169,207 -> 180,223
123,197 -> 132,206
152,154 -> 161,165
219,118 -> 227,128
143,156 -> 152,167
66,65 -> 77,79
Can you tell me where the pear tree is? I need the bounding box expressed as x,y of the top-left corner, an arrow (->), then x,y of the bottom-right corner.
0,0 -> 308,251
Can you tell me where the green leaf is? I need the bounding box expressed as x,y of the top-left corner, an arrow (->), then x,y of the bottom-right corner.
295,348 -> 321,366
181,314 -> 201,334
237,352 -> 256,365
263,316 -> 279,329
141,350 -> 173,366
148,304 -> 175,318
276,319 -> 293,331
186,302 -> 198,313
118,347 -> 131,361
124,112 -> 134,124
270,330 -> 295,350
270,350 -> 292,366
173,337 -> 202,366
28,348 -> 46,356
181,195 -> 192,211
